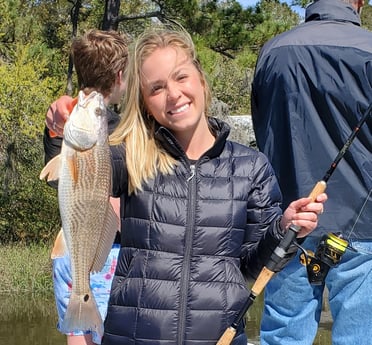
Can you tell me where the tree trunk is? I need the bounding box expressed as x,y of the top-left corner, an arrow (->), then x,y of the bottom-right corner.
66,0 -> 82,95
102,0 -> 121,31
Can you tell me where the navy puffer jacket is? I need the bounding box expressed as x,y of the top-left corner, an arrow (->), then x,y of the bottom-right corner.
103,118 -> 288,345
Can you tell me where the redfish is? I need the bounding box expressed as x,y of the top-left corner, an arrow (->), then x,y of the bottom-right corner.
40,91 -> 119,337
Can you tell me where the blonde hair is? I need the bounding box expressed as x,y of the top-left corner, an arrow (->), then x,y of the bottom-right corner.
110,27 -> 212,194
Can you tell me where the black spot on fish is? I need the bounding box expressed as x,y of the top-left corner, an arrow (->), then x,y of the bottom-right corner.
84,294 -> 89,302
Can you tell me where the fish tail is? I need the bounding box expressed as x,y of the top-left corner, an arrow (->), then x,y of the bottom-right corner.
61,291 -> 103,338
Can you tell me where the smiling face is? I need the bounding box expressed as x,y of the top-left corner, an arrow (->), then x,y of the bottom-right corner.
140,46 -> 209,143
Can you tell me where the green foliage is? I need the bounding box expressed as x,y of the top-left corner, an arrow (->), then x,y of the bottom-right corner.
249,0 -> 300,52
38,1 -> 74,49
196,37 -> 253,115
291,0 -> 310,9
116,0 -> 157,37
191,1 -> 299,114
0,43 -> 63,244
197,0 -> 251,57
361,3 -> 372,31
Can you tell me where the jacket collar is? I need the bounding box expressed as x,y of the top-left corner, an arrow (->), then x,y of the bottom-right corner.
154,117 -> 230,161
305,0 -> 361,26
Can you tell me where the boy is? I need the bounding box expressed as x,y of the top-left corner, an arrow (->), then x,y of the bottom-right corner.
43,29 -> 129,345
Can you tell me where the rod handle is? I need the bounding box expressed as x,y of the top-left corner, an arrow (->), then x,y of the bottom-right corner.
216,327 -> 236,345
308,180 -> 327,201
250,266 -> 276,296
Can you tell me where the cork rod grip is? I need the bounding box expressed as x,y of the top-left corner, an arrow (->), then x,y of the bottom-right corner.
216,327 -> 237,345
250,267 -> 276,296
308,181 -> 327,201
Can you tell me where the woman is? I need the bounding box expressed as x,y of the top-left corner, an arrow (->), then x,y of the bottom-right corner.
102,27 -> 326,345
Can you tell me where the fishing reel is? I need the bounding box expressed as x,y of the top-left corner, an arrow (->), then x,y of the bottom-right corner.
298,233 -> 349,285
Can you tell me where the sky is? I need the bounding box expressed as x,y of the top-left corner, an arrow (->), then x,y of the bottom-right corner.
237,0 -> 306,17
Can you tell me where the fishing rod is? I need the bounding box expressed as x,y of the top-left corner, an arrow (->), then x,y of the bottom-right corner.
216,103 -> 372,345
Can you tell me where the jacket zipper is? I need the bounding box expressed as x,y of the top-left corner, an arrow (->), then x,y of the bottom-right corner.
187,164 -> 195,182
177,163 -> 197,344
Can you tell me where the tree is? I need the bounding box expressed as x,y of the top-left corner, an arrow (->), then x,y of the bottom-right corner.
102,0 -> 121,30
0,43 -> 63,243
249,0 -> 300,53
194,0 -> 251,58
361,3 -> 372,31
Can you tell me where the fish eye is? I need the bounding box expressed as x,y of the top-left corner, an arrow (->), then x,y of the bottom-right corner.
95,107 -> 102,116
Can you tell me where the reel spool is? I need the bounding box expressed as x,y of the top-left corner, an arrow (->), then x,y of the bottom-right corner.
299,233 -> 348,285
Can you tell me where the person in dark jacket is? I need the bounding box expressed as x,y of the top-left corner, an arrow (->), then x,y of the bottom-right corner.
251,0 -> 372,344
98,27 -> 326,345
43,29 -> 129,345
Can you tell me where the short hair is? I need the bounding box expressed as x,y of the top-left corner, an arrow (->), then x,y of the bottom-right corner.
71,29 -> 129,97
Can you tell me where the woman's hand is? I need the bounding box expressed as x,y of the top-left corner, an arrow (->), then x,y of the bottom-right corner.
45,95 -> 77,137
280,193 -> 328,238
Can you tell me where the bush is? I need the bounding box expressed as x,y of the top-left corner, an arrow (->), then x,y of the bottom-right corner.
0,43 -> 63,244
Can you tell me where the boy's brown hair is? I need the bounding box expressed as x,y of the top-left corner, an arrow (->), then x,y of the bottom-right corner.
71,29 -> 129,97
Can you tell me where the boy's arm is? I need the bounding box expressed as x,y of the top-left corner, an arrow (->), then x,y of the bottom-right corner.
43,96 -> 76,188
45,95 -> 77,138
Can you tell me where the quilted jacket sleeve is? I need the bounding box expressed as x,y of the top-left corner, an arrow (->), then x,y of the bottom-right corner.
240,152 -> 298,280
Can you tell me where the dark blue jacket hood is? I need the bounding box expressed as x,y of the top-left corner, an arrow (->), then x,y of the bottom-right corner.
305,0 -> 361,25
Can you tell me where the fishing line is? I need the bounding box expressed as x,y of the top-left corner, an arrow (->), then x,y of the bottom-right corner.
321,103 -> 372,184
346,188 -> 372,240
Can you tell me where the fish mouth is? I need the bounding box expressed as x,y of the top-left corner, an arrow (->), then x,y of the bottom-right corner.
63,90 -> 106,150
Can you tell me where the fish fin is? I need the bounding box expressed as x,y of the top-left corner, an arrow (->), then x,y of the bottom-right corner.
61,291 -> 103,338
91,203 -> 119,273
39,155 -> 61,182
66,153 -> 78,183
51,228 -> 68,259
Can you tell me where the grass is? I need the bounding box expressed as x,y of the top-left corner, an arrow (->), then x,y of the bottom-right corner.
0,243 -> 54,294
